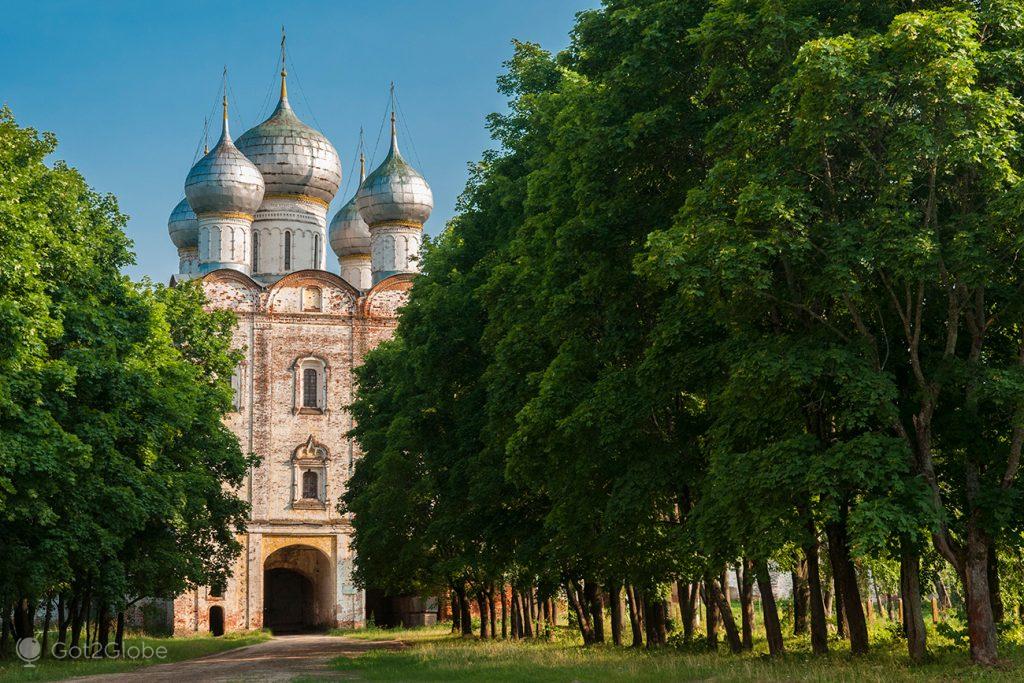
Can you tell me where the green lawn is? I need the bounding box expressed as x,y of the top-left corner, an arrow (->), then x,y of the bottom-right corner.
327,622 -> 1024,682
0,631 -> 269,682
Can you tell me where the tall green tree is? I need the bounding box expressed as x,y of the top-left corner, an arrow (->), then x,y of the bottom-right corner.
0,108 -> 253,653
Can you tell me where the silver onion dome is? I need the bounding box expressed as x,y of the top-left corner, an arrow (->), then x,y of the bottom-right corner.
235,70 -> 341,205
167,197 -> 198,249
329,195 -> 371,257
356,113 -> 433,228
185,97 -> 265,216
329,153 -> 370,257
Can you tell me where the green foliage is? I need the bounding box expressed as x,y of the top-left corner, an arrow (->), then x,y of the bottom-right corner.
0,106 -> 253,642
344,0 -> 1024,664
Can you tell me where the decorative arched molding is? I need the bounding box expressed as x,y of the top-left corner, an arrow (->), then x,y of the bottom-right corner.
266,269 -> 358,315
200,268 -> 262,313
291,435 -> 329,510
291,354 -> 329,414
360,273 -> 415,319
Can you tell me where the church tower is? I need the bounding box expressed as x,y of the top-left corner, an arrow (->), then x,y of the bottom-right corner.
234,36 -> 342,283
185,93 -> 265,275
356,109 -> 433,284
166,51 -> 436,636
329,151 -> 372,290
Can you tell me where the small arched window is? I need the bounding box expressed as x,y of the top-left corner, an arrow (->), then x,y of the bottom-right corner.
302,286 -> 322,312
230,364 -> 243,412
294,357 -> 327,414
313,234 -> 321,268
252,232 -> 260,272
303,368 -> 318,408
302,470 -> 319,499
284,231 -> 292,271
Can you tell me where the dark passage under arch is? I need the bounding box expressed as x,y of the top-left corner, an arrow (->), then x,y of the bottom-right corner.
209,605 -> 224,637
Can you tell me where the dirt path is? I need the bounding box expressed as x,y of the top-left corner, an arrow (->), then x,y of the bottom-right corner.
68,634 -> 402,682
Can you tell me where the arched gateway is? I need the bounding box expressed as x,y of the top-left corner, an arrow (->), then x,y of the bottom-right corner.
263,545 -> 334,633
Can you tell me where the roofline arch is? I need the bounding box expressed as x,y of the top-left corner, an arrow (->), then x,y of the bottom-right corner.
267,269 -> 361,298
200,268 -> 264,292
367,272 -> 416,295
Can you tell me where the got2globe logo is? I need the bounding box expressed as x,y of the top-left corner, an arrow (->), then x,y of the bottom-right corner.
15,637 -> 167,666
15,637 -> 42,666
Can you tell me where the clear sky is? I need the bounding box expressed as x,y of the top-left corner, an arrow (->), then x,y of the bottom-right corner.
1,1 -> 598,281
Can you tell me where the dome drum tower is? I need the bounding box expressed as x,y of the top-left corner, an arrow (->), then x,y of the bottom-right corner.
329,152 -> 372,290
184,96 -> 265,276
355,112 -> 432,285
236,66 -> 341,283
168,197 -> 200,278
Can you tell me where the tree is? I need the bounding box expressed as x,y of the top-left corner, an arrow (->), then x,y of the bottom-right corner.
0,108 -> 252,655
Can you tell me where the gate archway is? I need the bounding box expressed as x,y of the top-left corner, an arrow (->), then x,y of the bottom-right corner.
262,544 -> 333,633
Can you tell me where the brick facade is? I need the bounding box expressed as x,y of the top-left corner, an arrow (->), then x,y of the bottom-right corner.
172,269 -> 410,635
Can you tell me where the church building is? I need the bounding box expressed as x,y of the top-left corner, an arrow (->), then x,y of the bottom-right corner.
167,59 -> 430,635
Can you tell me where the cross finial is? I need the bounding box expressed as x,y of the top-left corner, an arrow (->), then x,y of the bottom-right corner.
359,126 -> 366,181
221,66 -> 231,140
280,26 -> 288,100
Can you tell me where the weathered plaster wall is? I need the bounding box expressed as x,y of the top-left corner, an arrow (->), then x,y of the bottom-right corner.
173,271 -> 412,636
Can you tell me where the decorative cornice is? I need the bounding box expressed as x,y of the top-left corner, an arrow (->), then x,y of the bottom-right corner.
368,220 -> 423,230
263,193 -> 331,209
197,211 -> 255,221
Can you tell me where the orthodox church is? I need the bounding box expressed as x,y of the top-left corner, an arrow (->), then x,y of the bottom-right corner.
167,56 -> 430,634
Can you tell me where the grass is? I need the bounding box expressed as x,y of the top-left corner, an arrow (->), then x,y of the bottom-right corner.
0,630 -> 270,682
326,620 -> 1024,681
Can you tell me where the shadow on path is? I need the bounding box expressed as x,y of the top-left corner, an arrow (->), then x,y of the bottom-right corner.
68,634 -> 403,682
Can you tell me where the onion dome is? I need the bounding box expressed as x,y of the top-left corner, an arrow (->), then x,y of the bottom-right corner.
167,197 -> 198,249
329,152 -> 370,257
235,65 -> 341,206
356,113 -> 433,228
185,96 -> 265,217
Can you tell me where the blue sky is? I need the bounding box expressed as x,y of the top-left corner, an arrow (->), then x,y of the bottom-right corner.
1,1 -> 598,280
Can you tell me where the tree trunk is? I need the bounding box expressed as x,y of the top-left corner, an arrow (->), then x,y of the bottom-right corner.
0,603 -> 10,654
476,592 -> 489,639
692,581 -> 700,630
703,579 -> 719,650
935,577 -> 951,611
792,561 -> 809,635
755,559 -> 785,656
56,594 -> 67,651
739,561 -> 755,650
584,580 -> 605,643
451,588 -> 461,633
804,537 -> 829,655
988,546 -> 1004,624
456,584 -> 473,637
541,596 -> 552,639
115,611 -> 125,655
510,588 -> 520,639
825,520 -> 869,654
41,596 -> 53,659
97,603 -> 111,653
709,575 -> 742,653
963,528 -> 998,665
13,597 -> 33,639
500,585 -> 508,638
71,589 -> 88,649
566,579 -> 592,644
489,585 -> 497,639
830,565 -> 845,637
609,583 -> 623,646
900,542 -> 927,663
679,581 -> 696,644
625,585 -> 643,648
